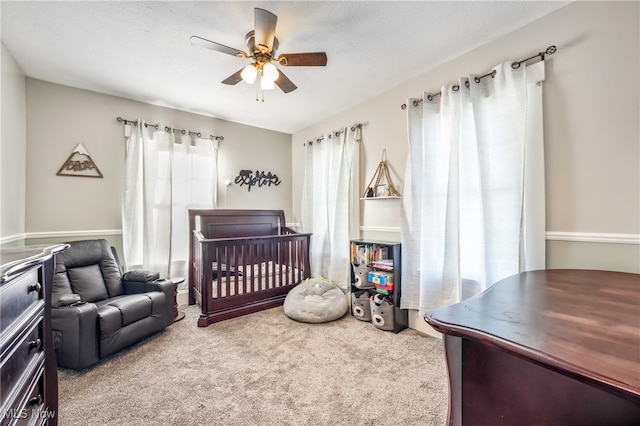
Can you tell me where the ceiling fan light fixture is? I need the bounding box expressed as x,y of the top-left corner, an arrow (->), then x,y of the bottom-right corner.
262,62 -> 279,82
241,64 -> 258,84
261,73 -> 276,90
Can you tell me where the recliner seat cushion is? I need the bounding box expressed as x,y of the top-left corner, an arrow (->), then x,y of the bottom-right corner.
108,294 -> 152,326
97,293 -> 162,329
97,292 -> 168,359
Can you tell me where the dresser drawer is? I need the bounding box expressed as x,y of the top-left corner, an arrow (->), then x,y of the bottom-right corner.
0,268 -> 42,336
0,314 -> 45,409
0,354 -> 45,426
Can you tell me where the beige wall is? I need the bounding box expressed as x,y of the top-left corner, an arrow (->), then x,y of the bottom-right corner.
293,0 -> 639,248
291,1 -> 640,333
21,79 -> 292,242
1,42 -> 27,244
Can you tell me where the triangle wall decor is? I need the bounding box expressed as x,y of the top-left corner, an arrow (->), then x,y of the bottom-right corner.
56,143 -> 103,178
362,149 -> 401,199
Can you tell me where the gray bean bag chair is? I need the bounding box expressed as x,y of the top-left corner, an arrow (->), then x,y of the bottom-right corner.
284,278 -> 348,323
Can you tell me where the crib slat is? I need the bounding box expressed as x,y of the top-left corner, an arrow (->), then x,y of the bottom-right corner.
224,246 -> 231,298
235,244 -> 240,295
243,245 -> 248,295
256,243 -> 263,292
280,239 -> 287,286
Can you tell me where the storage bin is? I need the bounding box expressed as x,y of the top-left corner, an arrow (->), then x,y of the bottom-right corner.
353,264 -> 374,289
351,290 -> 372,321
370,293 -> 395,331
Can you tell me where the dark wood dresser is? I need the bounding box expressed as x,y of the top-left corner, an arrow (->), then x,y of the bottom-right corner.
1,244 -> 67,425
425,269 -> 640,425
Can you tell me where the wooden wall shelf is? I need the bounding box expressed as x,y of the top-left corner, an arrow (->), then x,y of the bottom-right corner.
360,196 -> 402,200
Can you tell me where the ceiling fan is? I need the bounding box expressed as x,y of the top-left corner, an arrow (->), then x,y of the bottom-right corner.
190,8 -> 327,96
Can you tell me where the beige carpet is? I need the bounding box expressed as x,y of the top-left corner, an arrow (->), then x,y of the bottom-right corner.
58,305 -> 448,425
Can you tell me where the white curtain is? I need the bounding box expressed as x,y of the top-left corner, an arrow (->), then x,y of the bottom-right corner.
400,61 -> 546,312
301,127 -> 360,289
122,121 -> 218,287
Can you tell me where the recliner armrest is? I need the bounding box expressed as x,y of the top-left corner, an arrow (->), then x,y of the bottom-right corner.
52,292 -> 81,308
123,277 -> 171,294
122,270 -> 160,283
51,303 -> 99,370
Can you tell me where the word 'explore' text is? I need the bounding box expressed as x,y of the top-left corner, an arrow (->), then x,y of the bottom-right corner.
235,170 -> 281,192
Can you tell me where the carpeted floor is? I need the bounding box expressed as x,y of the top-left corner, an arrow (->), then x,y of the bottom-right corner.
58,305 -> 448,425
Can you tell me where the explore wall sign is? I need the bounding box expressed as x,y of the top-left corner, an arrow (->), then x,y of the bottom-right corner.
56,143 -> 103,178
234,169 -> 281,192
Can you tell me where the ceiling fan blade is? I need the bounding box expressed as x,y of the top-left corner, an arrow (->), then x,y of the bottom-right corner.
278,52 -> 328,66
274,70 -> 297,93
221,68 -> 245,85
190,35 -> 246,58
254,8 -> 277,52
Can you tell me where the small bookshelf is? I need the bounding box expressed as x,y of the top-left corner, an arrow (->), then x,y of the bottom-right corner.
349,239 -> 407,333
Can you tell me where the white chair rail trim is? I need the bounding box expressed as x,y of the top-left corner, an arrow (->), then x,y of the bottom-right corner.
545,232 -> 640,245
1,229 -> 122,244
2,229 -> 638,246
360,227 -> 640,245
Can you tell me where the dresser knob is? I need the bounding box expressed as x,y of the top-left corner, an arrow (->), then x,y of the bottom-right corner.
28,282 -> 42,293
28,394 -> 43,406
29,338 -> 42,350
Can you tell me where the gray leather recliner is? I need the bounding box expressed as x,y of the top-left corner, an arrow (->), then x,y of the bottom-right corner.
51,239 -> 174,370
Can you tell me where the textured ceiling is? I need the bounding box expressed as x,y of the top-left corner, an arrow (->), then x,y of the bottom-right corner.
1,1 -> 571,134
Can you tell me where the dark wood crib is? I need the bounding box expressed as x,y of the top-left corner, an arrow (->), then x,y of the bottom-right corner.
188,209 -> 311,327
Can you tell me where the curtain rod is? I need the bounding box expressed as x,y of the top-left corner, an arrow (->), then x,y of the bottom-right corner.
116,117 -> 224,140
305,122 -> 364,145
400,45 -> 556,109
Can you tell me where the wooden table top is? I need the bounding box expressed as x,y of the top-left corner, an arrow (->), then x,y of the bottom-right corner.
425,269 -> 640,399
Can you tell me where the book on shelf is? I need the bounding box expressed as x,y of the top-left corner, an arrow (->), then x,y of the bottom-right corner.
350,243 -> 390,266
372,259 -> 393,270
